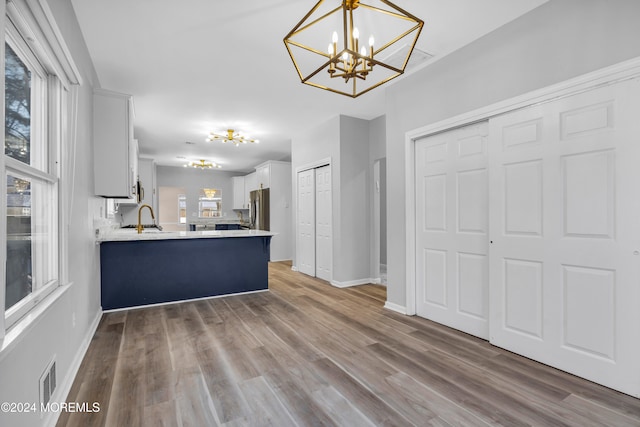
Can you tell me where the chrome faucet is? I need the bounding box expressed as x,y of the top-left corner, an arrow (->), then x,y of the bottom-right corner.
137,204 -> 156,234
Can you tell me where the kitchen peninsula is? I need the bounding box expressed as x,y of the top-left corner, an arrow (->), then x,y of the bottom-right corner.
97,229 -> 274,310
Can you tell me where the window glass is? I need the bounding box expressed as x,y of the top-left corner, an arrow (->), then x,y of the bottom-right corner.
3,31 -> 59,327
5,174 -> 32,309
199,188 -> 221,218
178,194 -> 186,224
5,172 -> 57,311
4,42 -> 31,165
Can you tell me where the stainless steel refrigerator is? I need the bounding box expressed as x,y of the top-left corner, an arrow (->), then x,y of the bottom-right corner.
249,188 -> 270,231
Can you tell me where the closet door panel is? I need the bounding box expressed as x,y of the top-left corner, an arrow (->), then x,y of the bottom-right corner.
489,78 -> 640,397
416,122 -> 489,339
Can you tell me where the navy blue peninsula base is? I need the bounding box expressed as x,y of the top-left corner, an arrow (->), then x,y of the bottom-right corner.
99,231 -> 272,310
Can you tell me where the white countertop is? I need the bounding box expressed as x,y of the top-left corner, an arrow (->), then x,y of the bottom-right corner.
97,229 -> 276,243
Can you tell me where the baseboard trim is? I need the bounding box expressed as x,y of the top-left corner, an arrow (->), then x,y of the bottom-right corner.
102,289 -> 270,313
384,301 -> 408,315
270,257 -> 292,263
46,308 -> 102,427
330,278 -> 377,288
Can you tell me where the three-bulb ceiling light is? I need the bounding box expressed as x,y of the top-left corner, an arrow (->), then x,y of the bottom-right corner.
284,0 -> 423,98
206,129 -> 259,146
185,159 -> 222,169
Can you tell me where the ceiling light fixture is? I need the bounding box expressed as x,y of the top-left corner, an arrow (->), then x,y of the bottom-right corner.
206,129 -> 259,146
283,0 -> 423,98
185,159 -> 222,169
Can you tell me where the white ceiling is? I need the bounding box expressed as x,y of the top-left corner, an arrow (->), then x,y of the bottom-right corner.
70,0 -> 547,173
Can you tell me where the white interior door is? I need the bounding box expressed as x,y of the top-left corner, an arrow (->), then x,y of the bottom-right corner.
315,165 -> 332,281
489,78 -> 640,397
297,169 -> 315,276
415,122 -> 490,339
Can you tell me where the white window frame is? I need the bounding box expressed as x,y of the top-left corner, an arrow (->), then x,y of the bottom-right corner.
3,19 -> 59,329
0,0 -> 80,336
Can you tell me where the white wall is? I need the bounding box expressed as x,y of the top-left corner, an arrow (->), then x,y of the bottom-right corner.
0,0 -> 104,426
291,115 -> 375,285
155,165 -> 242,226
384,0 -> 640,308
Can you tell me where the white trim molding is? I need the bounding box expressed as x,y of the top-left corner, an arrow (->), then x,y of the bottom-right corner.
7,0 -> 82,86
384,301 -> 408,315
330,278 -> 378,288
404,55 -> 640,318
295,157 -> 332,174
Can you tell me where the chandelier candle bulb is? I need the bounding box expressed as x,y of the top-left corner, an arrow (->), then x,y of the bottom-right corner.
353,27 -> 359,52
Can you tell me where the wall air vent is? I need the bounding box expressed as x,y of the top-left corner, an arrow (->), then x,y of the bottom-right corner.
381,45 -> 433,73
39,358 -> 57,408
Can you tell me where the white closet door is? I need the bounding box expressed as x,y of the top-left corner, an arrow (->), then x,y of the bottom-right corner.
297,169 -> 316,276
315,165 -> 332,281
415,122 -> 490,339
489,78 -> 640,397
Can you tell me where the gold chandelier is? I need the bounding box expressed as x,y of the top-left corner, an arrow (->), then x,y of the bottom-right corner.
284,0 -> 423,98
202,188 -> 218,199
185,159 -> 222,169
206,129 -> 259,146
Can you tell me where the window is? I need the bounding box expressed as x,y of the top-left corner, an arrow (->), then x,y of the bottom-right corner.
198,188 -> 221,218
2,14 -> 64,330
178,194 -> 186,224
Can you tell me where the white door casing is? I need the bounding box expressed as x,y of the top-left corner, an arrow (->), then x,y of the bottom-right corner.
415,122 -> 490,339
297,169 -> 315,276
488,78 -> 640,397
315,165 -> 332,281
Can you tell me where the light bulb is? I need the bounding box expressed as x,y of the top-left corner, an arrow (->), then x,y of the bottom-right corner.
369,35 -> 375,47
361,46 -> 366,56
332,31 -> 338,43
353,27 -> 359,39
343,52 -> 348,60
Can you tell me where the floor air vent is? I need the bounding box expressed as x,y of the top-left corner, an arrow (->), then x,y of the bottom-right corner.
39,358 -> 57,407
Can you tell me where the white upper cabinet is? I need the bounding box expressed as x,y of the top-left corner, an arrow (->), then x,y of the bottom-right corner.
93,89 -> 137,198
232,176 -> 246,210
114,138 -> 139,205
256,162 -> 270,189
245,171 -> 257,197
137,157 -> 156,209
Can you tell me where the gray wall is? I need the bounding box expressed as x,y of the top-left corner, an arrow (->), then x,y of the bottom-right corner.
369,116 -> 387,269
379,157 -> 387,265
384,0 -> 640,307
291,115 -> 340,269
0,0 -> 104,425
155,165 -> 242,226
292,115 -> 374,284
337,116 -> 371,283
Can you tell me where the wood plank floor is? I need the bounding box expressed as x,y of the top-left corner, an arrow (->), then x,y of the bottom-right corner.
57,261 -> 640,427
